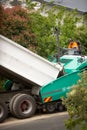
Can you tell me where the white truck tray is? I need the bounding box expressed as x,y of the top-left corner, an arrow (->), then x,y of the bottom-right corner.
0,35 -> 63,86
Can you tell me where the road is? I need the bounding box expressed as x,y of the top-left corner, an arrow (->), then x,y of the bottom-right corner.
0,112 -> 68,130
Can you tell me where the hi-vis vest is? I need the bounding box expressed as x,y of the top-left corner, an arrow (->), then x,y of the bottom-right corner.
68,42 -> 79,49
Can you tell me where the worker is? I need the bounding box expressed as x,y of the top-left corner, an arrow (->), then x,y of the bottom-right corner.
68,40 -> 79,50
68,39 -> 82,55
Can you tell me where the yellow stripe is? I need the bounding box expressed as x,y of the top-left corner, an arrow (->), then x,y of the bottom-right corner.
44,97 -> 52,102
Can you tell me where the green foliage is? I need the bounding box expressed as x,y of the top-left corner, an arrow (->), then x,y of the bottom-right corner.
30,11 -> 56,58
74,24 -> 87,54
59,10 -> 80,47
63,71 -> 87,130
28,4 -> 83,57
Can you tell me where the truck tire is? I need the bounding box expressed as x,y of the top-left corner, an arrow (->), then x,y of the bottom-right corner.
9,93 -> 21,116
46,102 -> 56,113
56,102 -> 65,112
0,101 -> 8,123
12,94 -> 36,119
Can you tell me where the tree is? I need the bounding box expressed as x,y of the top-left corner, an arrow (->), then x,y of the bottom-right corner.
27,5 -> 79,58
74,24 -> 87,54
58,10 -> 80,47
63,71 -> 87,130
30,11 -> 56,58
27,2 -> 82,57
47,7 -> 80,48
0,5 -> 37,50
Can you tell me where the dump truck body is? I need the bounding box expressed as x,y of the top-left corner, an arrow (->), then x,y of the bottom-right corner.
0,35 -> 63,88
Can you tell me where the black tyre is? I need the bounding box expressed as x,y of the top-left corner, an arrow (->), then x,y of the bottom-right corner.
46,102 -> 56,113
56,102 -> 65,112
9,93 -> 21,116
0,101 -> 8,123
12,94 -> 36,119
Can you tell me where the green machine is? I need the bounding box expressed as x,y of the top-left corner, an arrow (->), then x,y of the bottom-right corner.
40,48 -> 87,112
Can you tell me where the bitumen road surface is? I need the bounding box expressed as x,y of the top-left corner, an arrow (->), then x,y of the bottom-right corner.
0,112 -> 68,130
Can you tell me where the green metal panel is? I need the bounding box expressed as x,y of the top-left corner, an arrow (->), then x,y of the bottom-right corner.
60,55 -> 87,73
48,55 -> 87,74
40,70 -> 80,103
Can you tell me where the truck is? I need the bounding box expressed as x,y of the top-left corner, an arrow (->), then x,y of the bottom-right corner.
0,35 -> 87,123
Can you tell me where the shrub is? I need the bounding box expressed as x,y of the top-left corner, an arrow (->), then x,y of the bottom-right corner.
63,71 -> 87,130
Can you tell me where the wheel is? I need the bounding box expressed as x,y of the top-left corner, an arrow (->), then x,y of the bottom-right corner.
58,104 -> 64,112
9,93 -> 21,116
56,102 -> 65,112
0,100 -> 8,123
12,94 -> 36,119
46,102 -> 56,113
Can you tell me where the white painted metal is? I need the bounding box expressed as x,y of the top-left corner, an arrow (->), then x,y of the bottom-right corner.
0,35 -> 63,86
